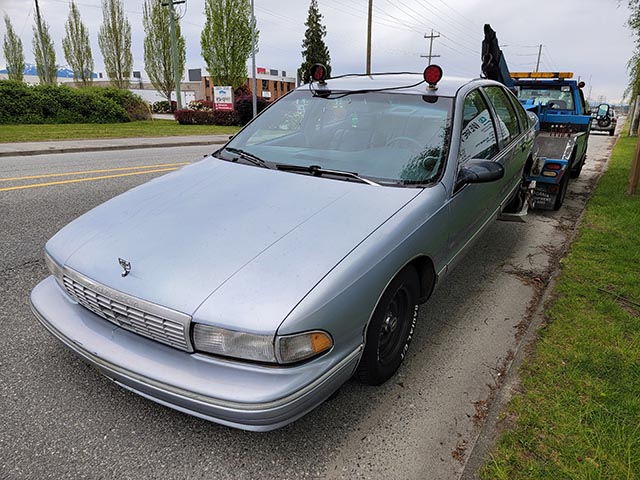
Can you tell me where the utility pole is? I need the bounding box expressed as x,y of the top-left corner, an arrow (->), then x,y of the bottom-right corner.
251,0 -> 257,118
164,0 -> 185,110
366,0 -> 373,74
421,30 -> 441,64
535,44 -> 543,72
34,0 -> 50,84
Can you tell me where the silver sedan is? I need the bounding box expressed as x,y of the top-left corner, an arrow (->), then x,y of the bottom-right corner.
31,67 -> 536,431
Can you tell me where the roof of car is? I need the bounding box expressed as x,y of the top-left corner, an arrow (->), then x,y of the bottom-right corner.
306,73 -> 479,98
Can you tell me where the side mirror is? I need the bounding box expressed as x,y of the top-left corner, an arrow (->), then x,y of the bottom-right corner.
456,159 -> 504,191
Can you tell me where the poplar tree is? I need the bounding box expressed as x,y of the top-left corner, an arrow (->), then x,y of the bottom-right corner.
3,15 -> 25,82
33,12 -> 57,84
201,0 -> 257,89
63,1 -> 94,86
98,0 -> 133,89
143,0 -> 185,104
298,0 -> 331,84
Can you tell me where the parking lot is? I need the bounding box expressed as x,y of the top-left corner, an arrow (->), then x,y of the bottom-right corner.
0,133 -> 616,479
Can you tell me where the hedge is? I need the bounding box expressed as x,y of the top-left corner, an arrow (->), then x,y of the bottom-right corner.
235,95 -> 270,125
0,80 -> 150,124
173,109 -> 240,126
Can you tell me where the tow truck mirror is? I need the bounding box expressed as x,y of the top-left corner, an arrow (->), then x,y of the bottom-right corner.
456,159 -> 504,191
596,104 -> 610,119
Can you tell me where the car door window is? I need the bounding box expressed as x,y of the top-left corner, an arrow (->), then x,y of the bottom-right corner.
507,91 -> 529,132
483,86 -> 520,146
459,90 -> 499,162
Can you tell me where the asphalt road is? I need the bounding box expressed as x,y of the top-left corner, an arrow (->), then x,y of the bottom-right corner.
0,136 -> 616,480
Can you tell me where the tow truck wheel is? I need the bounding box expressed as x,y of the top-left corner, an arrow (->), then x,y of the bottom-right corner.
553,172 -> 570,210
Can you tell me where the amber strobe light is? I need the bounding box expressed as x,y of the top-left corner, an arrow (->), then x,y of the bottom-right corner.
423,64 -> 443,86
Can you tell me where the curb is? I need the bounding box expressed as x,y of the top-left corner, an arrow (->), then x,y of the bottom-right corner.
0,139 -> 227,158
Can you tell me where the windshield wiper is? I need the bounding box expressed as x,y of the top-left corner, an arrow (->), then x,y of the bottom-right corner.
275,164 -> 380,186
223,147 -> 272,169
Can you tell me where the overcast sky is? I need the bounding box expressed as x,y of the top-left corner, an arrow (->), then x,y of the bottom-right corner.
0,0 -> 635,103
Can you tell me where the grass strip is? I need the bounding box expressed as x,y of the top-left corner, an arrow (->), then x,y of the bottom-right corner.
0,120 -> 240,143
480,135 -> 640,479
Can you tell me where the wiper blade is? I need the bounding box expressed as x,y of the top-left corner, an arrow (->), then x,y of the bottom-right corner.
275,164 -> 380,186
224,147 -> 272,169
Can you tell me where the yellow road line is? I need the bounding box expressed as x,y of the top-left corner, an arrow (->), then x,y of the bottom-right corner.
0,167 -> 178,192
0,162 -> 190,182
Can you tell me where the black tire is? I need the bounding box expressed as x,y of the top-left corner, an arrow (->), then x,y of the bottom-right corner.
609,129 -> 615,137
357,266 -> 420,386
553,171 -> 570,211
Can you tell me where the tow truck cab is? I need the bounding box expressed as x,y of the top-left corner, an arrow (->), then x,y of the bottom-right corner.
512,72 -> 592,210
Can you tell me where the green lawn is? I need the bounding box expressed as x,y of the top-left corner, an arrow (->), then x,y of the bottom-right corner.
481,135 -> 640,479
0,120 -> 240,143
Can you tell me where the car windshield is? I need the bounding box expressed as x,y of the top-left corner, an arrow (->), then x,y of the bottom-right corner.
516,85 -> 574,110
223,90 -> 453,185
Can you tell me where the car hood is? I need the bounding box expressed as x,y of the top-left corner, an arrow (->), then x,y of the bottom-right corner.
49,158 -> 420,330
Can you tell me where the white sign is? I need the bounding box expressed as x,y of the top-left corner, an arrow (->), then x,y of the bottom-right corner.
214,86 -> 233,111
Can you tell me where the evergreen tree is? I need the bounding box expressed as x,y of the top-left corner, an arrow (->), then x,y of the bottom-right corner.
143,0 -> 185,104
63,1 -> 94,86
201,0 -> 257,89
98,0 -> 133,89
3,15 -> 25,82
32,11 -> 57,85
298,0 -> 331,84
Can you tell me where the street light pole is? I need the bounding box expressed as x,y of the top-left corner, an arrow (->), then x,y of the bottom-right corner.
251,0 -> 257,118
366,0 -> 373,74
166,0 -> 183,110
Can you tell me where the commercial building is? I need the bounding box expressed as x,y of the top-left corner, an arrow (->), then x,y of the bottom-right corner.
196,67 -> 296,102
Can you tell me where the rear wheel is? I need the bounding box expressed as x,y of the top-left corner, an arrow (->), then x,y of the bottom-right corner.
357,266 -> 420,386
609,129 -> 615,136
553,171 -> 570,210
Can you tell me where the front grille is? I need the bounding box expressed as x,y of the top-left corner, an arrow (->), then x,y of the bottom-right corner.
62,270 -> 192,352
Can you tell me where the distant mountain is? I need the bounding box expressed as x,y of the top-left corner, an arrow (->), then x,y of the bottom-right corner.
0,63 -> 96,78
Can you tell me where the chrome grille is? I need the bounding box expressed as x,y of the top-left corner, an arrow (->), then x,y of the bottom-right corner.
62,269 -> 192,352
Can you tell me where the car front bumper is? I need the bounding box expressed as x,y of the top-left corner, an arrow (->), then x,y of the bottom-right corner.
31,276 -> 362,431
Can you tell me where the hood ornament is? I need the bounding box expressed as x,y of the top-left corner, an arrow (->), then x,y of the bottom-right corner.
118,258 -> 131,277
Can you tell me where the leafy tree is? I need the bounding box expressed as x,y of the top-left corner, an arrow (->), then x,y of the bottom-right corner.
298,0 -> 331,84
63,1 -> 94,86
201,0 -> 258,89
2,15 -> 25,82
143,0 -> 185,104
626,1 -> 640,99
32,12 -> 57,85
98,0 -> 133,89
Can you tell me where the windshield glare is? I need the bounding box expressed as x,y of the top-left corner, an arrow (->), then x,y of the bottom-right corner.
225,90 -> 453,185
516,85 -> 574,110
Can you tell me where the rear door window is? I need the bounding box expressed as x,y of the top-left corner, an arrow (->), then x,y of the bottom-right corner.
483,86 -> 520,146
459,90 -> 499,162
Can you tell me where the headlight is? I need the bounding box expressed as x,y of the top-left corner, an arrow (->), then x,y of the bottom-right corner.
192,324 -> 333,364
44,250 -> 64,286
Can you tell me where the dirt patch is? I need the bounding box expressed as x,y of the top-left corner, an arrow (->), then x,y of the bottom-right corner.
452,439 -> 468,463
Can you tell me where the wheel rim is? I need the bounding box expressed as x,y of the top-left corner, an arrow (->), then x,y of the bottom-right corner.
377,286 -> 411,365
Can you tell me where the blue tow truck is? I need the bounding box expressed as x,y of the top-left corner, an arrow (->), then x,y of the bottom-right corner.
482,25 -> 592,211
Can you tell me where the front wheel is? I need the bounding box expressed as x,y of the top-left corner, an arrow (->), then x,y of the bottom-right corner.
357,266 -> 420,386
